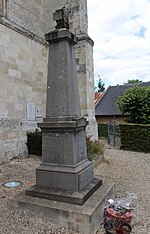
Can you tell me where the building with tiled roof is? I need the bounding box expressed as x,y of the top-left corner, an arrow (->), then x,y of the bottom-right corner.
95,81 -> 150,124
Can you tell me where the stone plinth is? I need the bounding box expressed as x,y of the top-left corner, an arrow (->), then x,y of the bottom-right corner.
26,177 -> 102,205
26,117 -> 102,204
10,183 -> 115,234
36,117 -> 93,192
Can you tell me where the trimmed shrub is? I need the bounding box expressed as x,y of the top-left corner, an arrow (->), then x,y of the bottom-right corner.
118,86 -> 150,124
26,129 -> 42,156
98,124 -> 108,138
120,124 -> 150,153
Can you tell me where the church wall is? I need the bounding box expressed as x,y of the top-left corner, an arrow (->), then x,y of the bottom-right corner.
44,0 -> 88,35
0,0 -> 98,164
0,1 -> 2,13
76,37 -> 98,139
0,23 -> 48,164
2,0 -> 46,38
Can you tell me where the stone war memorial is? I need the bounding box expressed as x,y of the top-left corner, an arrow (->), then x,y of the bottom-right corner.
10,7 -> 114,234
0,0 -> 98,165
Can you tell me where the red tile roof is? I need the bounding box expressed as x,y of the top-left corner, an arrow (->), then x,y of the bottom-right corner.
95,92 -> 103,105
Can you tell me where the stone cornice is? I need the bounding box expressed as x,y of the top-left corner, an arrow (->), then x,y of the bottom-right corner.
77,34 -> 94,46
0,16 -> 49,46
0,16 -> 94,47
45,29 -> 78,45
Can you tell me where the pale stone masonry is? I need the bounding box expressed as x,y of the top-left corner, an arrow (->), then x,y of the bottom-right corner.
0,24 -> 48,163
0,0 -> 98,164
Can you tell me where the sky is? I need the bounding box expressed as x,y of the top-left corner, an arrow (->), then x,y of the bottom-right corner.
87,0 -> 150,87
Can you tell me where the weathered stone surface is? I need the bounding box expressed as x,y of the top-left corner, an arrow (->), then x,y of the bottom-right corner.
0,0 -> 98,163
41,130 -> 87,164
35,160 -> 94,191
31,26 -> 99,199
26,178 -> 102,205
75,37 -> 98,140
9,182 -> 115,234
7,0 -> 45,38
44,1 -> 98,139
0,0 -> 3,15
0,118 -> 37,164
44,0 -> 88,36
45,29 -> 80,118
0,0 -> 7,17
0,24 -> 48,163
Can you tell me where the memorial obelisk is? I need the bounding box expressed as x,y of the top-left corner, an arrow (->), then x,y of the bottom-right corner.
26,8 -> 102,205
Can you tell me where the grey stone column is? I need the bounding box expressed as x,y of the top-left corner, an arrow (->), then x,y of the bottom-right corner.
45,29 -> 80,118
26,26 -> 102,205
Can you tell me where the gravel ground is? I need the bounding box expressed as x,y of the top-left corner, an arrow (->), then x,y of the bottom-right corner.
0,147 -> 150,234
96,147 -> 150,234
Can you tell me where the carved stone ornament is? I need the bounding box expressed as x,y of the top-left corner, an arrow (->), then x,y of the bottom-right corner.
53,7 -> 69,29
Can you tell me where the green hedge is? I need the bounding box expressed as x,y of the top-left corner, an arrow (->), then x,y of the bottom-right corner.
26,130 -> 42,156
120,124 -> 150,153
98,124 -> 108,138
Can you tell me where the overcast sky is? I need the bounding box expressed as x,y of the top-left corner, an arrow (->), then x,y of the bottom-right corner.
87,0 -> 150,87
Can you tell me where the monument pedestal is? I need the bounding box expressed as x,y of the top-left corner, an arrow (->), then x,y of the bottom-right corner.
36,117 -> 93,192
9,8 -> 115,234
26,178 -> 102,205
9,183 -> 115,234
26,117 -> 102,205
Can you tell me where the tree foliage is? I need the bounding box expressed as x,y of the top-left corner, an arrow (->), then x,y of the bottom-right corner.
126,79 -> 142,84
118,86 -> 150,124
97,78 -> 105,92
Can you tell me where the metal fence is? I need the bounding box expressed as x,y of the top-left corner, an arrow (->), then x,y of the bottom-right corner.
108,121 -> 121,148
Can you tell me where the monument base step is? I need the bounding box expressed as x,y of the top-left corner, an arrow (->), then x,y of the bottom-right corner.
26,177 -> 102,205
9,182 -> 115,234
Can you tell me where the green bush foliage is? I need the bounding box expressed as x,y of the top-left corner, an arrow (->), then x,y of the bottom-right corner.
126,79 -> 142,84
26,130 -> 104,160
86,137 -> 104,161
120,124 -> 150,153
26,129 -> 42,156
118,86 -> 150,124
98,124 -> 108,138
